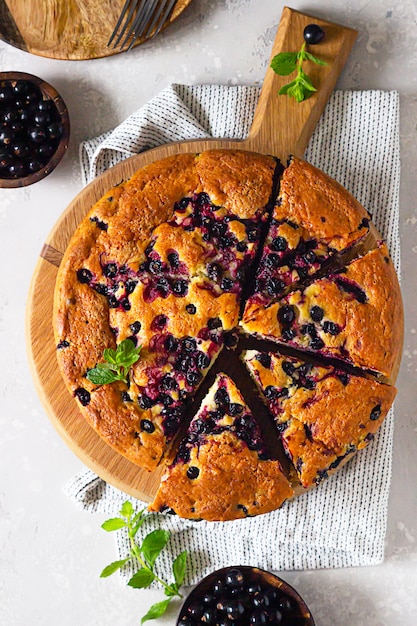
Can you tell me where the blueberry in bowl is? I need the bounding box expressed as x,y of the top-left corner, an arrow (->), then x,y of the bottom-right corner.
177,566 -> 315,625
0,71 -> 70,188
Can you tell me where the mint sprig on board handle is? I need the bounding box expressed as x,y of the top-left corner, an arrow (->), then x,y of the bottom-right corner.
86,338 -> 141,385
100,501 -> 188,624
271,23 -> 327,102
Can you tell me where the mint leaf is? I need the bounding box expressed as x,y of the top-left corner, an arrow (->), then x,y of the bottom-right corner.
279,79 -> 298,95
141,599 -> 171,624
103,347 -> 118,365
304,50 -> 328,66
100,558 -> 129,578
164,584 -> 179,597
141,529 -> 170,568
101,517 -> 128,531
128,568 -> 155,589
288,80 -> 307,102
298,71 -> 317,92
270,52 -> 297,75
87,366 -> 117,385
87,338 -> 141,386
172,551 -> 187,587
120,501 -> 135,518
116,338 -> 141,366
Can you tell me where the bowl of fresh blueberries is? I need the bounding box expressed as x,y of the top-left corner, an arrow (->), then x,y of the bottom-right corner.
0,71 -> 70,188
177,566 -> 315,626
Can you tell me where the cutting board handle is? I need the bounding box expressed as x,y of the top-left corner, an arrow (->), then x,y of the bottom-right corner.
243,7 -> 358,162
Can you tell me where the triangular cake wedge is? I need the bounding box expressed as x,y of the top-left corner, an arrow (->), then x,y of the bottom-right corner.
243,156 -> 371,307
54,150 -> 278,471
149,373 -> 294,521
241,242 -> 403,379
243,350 -> 397,488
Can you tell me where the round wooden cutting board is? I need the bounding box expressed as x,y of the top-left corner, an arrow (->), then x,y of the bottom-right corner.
27,8 -> 362,502
0,0 -> 192,60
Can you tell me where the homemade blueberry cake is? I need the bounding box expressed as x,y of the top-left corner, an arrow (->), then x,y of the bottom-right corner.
243,350 -> 397,488
149,373 -> 294,520
53,148 -> 402,520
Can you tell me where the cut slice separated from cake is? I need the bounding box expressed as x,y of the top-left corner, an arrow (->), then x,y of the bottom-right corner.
243,350 -> 397,488
243,156 -> 371,308
241,242 -> 403,380
54,150 -> 279,471
149,372 -> 294,521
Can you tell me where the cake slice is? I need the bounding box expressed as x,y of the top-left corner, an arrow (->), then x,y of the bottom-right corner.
241,243 -> 403,379
243,350 -> 397,488
243,156 -> 371,307
149,373 -> 294,521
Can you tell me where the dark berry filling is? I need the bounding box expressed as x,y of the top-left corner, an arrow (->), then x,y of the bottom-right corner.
186,466 -> 200,480
74,387 -> 91,406
130,321 -> 142,334
256,353 -> 271,369
310,305 -> 324,322
90,216 -> 108,230
278,304 -> 296,326
151,314 -> 168,331
322,321 -> 341,335
76,268 -> 93,284
175,379 -> 273,465
140,419 -> 155,433
335,276 -> 368,303
250,217 -> 330,304
369,404 -> 381,421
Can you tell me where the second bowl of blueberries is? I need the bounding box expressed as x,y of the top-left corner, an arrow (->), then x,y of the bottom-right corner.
0,71 -> 70,188
177,565 -> 315,625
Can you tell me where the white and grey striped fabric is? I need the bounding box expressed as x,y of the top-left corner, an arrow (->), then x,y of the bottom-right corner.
69,85 -> 401,586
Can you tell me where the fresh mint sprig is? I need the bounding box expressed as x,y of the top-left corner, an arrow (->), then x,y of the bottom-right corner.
100,501 -> 188,624
270,41 -> 327,102
86,338 -> 141,385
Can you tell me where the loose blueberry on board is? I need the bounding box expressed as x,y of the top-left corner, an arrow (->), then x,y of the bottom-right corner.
0,72 -> 69,187
176,566 -> 315,626
303,23 -> 325,44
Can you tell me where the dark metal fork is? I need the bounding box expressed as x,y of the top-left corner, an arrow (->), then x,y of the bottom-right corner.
108,0 -> 177,52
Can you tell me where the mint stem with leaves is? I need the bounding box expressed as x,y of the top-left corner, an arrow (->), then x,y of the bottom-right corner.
86,338 -> 142,385
270,38 -> 327,103
100,501 -> 188,624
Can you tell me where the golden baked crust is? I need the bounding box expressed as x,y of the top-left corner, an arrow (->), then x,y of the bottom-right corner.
54,150 -> 276,471
241,243 -> 403,379
243,350 -> 397,487
149,373 -> 294,521
279,157 -> 371,246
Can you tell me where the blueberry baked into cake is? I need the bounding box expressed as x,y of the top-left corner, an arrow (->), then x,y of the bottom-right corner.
53,149 -> 403,521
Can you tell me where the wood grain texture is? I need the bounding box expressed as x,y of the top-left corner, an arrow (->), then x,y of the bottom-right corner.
27,8 -> 365,502
0,0 -> 192,60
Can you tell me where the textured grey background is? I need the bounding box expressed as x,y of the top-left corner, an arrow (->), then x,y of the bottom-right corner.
0,1 -> 416,625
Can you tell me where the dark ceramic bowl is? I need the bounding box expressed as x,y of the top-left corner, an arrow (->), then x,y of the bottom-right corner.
177,565 -> 315,625
0,71 -> 70,188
